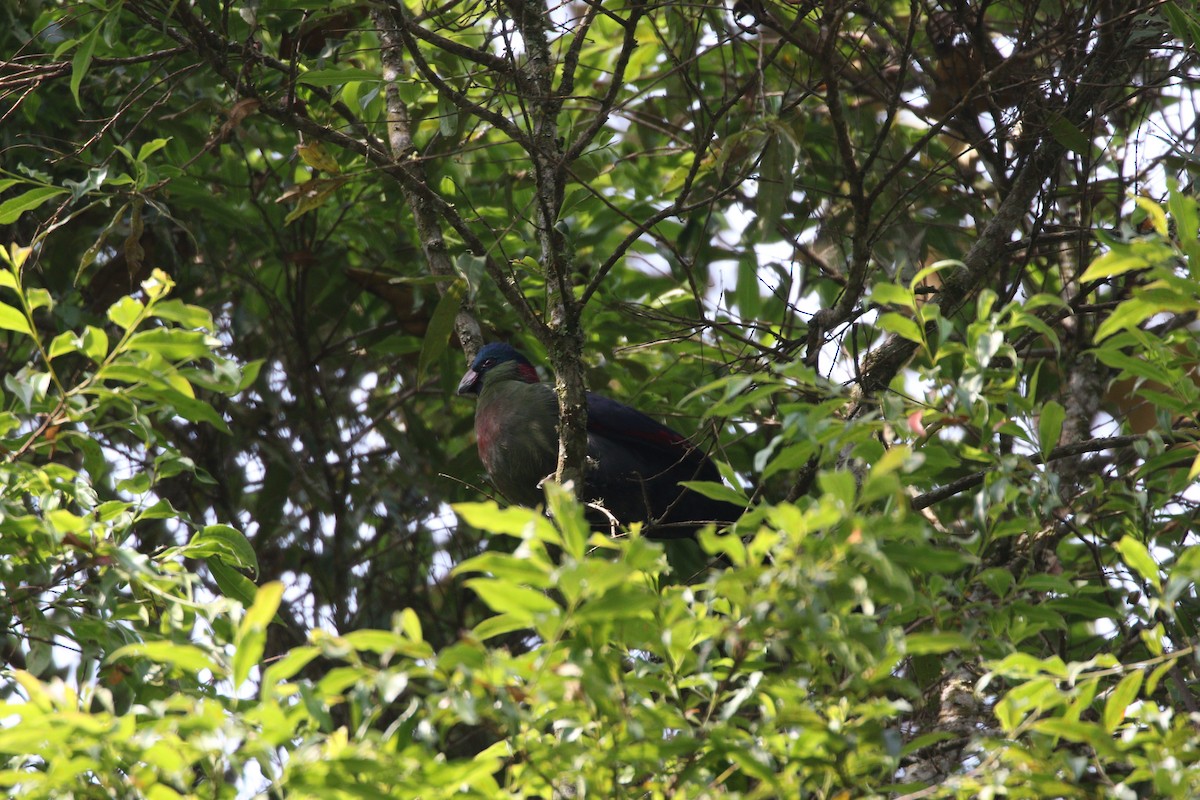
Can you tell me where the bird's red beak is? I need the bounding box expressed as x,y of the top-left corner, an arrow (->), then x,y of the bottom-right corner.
456,368 -> 481,396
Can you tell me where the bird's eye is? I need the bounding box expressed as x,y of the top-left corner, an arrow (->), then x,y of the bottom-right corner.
481,358 -> 495,368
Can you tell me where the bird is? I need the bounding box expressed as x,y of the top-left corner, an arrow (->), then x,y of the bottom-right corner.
457,342 -> 743,539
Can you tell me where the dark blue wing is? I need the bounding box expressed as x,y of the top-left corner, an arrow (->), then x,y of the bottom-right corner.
582,392 -> 739,536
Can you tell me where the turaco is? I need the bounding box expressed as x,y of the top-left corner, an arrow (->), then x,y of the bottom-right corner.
457,343 -> 742,539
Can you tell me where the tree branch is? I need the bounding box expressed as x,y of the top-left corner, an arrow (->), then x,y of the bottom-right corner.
852,0 -> 1158,405
372,9 -> 483,358
911,431 -> 1198,511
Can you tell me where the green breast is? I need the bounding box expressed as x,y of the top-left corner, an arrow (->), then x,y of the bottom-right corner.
475,380 -> 559,506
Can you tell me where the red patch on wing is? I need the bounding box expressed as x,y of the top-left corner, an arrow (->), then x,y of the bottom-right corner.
588,418 -> 688,449
517,364 -> 540,384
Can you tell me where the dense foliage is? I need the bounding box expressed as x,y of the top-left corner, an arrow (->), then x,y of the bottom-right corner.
3,0 -> 1200,796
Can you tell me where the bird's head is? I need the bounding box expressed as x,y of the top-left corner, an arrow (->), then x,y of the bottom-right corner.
456,342 -> 541,396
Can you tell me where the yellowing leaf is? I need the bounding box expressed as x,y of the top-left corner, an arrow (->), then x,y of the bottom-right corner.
296,141 -> 341,174
281,177 -> 346,224
1134,195 -> 1169,237
1080,248 -> 1150,282
0,244 -> 31,274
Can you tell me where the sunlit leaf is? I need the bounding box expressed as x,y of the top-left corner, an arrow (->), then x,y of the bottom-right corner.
234,581 -> 284,688
109,642 -> 222,676
0,302 -> 32,335
1103,670 -> 1143,732
1115,535 -> 1162,592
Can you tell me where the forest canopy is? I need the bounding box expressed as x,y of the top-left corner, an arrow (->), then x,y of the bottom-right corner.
3,0 -> 1200,796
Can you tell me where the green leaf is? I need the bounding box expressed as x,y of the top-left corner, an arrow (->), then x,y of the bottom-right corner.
456,551 -> 553,588
296,67 -> 382,86
1091,347 -> 1177,386
0,187 -> 67,225
236,358 -> 264,392
183,525 -> 258,573
761,441 -> 816,480
1038,400 -> 1065,457
877,312 -> 924,347
870,282 -> 916,309
736,256 -> 761,321
1045,597 -> 1121,621
128,385 -> 231,432
282,177 -> 346,224
1147,660 -> 1174,697
150,299 -> 214,330
48,331 -> 79,359
465,578 -> 560,621
418,279 -> 465,382
1079,249 -> 1149,282
233,582 -> 284,688
817,469 -> 857,508
82,325 -> 109,362
543,481 -> 589,560
1115,535 -> 1161,592
262,646 -> 320,689
1095,298 -> 1178,342
209,558 -> 258,607
471,612 -> 533,641
453,501 -> 558,542
109,641 -> 222,676
1047,112 -> 1091,154
0,302 -> 31,335
70,27 -> 99,109
988,653 -> 1070,679
1104,670 -> 1144,732
905,632 -> 974,655
340,629 -> 405,654
753,125 -> 796,238
909,260 -> 961,292
437,90 -> 459,138
124,329 -> 217,360
107,296 -> 145,330
678,480 -> 748,507
136,138 -> 172,163
25,288 -> 52,313
1165,2 -> 1200,49
1033,718 -> 1108,749
398,607 -> 423,642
